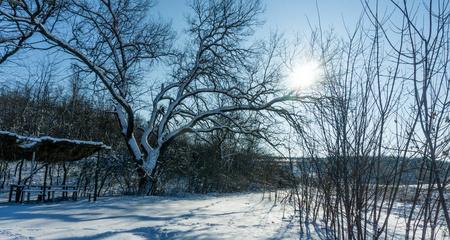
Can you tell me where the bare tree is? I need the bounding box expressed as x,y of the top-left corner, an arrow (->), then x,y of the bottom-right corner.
0,0 -> 304,193
0,0 -> 61,64
282,1 -> 450,239
387,0 -> 450,236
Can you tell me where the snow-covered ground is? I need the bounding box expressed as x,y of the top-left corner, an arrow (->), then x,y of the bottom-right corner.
0,193 -> 321,240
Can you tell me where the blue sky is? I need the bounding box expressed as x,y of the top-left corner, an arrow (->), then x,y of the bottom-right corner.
141,0 -> 368,87
153,0 -> 364,40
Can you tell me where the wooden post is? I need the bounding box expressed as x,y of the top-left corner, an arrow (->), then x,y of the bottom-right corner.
15,160 -> 24,203
8,185 -> 13,202
17,160 -> 24,185
42,164 -> 48,202
20,189 -> 24,203
94,152 -> 99,202
29,151 -> 36,185
62,162 -> 67,198
47,165 -> 52,200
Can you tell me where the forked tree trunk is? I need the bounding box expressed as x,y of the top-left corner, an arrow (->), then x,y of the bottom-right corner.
136,163 -> 150,195
136,148 -> 160,195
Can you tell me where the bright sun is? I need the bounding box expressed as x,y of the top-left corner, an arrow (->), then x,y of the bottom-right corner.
287,60 -> 321,90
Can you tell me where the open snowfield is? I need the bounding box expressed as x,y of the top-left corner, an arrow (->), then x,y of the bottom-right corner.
0,193 -> 323,240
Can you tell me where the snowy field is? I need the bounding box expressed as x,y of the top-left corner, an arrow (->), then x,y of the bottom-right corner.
0,193 -> 322,240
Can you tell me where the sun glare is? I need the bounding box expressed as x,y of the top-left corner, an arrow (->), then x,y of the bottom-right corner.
287,60 -> 321,90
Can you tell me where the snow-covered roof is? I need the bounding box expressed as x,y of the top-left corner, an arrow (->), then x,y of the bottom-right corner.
0,131 -> 110,163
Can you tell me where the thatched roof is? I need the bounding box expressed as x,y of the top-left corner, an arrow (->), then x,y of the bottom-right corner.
0,131 -> 110,163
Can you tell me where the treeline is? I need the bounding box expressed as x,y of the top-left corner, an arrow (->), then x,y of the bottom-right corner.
0,79 -> 120,144
294,156 -> 450,185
